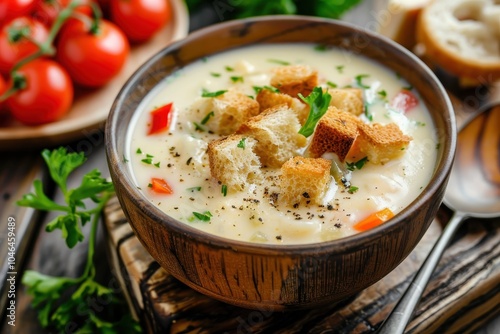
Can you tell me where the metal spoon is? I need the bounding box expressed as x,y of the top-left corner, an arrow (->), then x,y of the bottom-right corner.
377,104 -> 500,334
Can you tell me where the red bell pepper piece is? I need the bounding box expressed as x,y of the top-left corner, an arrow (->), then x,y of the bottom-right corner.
148,102 -> 173,135
150,178 -> 173,194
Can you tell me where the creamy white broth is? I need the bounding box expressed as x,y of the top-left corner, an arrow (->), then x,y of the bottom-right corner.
126,44 -> 438,245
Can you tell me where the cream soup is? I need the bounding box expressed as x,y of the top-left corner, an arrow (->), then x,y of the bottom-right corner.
126,44 -> 438,244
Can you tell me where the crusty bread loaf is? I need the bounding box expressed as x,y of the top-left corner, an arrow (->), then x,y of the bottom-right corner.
308,107 -> 361,161
270,65 -> 318,98
377,0 -> 432,50
207,135 -> 262,191
192,88 -> 260,135
237,105 -> 307,168
326,88 -> 364,116
256,88 -> 309,124
417,0 -> 500,84
356,122 -> 412,164
280,156 -> 332,206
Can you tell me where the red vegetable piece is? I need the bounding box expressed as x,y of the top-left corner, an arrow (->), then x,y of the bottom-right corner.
150,177 -> 173,194
148,102 -> 173,135
391,90 -> 419,113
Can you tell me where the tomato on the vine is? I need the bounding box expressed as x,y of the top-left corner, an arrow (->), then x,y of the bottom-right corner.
109,0 -> 171,43
56,18 -> 129,87
7,59 -> 73,125
32,0 -> 94,28
0,17 -> 49,76
0,0 -> 37,25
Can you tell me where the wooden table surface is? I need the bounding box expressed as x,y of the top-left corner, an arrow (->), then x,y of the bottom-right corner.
1,2 -> 500,333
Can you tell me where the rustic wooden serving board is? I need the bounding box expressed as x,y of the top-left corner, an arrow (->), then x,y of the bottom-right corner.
102,85 -> 500,333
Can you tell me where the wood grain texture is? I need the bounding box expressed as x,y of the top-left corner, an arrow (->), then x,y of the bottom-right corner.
103,199 -> 500,333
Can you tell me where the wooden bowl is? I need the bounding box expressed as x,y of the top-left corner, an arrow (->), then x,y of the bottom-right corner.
106,16 -> 456,310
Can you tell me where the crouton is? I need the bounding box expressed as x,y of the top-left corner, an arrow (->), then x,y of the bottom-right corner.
194,88 -> 260,135
356,123 -> 412,164
326,88 -> 364,116
270,65 -> 318,98
256,88 -> 309,124
280,156 -> 332,206
237,105 -> 307,168
308,107 -> 361,161
208,135 -> 262,191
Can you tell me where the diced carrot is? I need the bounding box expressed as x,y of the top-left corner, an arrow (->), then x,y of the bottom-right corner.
148,102 -> 173,135
150,178 -> 173,194
353,207 -> 394,232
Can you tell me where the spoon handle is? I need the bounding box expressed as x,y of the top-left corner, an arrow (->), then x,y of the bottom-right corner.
377,210 -> 468,334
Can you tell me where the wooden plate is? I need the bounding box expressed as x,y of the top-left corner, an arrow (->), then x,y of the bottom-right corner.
0,0 -> 189,151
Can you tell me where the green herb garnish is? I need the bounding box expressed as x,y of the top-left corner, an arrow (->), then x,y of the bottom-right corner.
230,76 -> 244,83
355,74 -> 370,89
193,122 -> 205,132
364,104 -> 373,122
210,72 -> 221,77
136,148 -> 142,154
17,148 -> 140,333
348,186 -> 359,194
225,66 -> 234,72
237,137 -> 246,149
192,211 -> 213,222
252,85 -> 279,94
268,58 -> 290,65
154,162 -> 160,168
141,158 -> 153,164
336,65 -> 344,73
377,90 -> 387,98
221,184 -> 228,197
327,81 -> 338,88
201,88 -> 227,98
298,87 -> 332,137
314,44 -> 328,51
187,186 -> 202,192
346,157 -> 368,171
201,111 -> 215,125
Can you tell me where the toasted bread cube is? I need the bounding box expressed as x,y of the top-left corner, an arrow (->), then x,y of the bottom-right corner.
270,65 -> 318,98
256,88 -> 309,124
357,123 -> 413,164
208,135 -> 262,191
280,156 -> 332,206
237,105 -> 307,168
326,88 -> 364,116
309,107 -> 361,161
195,89 -> 260,135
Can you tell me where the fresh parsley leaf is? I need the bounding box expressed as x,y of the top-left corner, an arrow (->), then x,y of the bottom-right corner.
210,72 -> 221,77
364,104 -> 373,121
346,157 -> 368,171
230,76 -> 244,83
225,66 -> 234,72
193,122 -> 205,131
201,89 -> 227,97
192,211 -> 213,222
327,81 -> 338,88
252,85 -> 279,94
237,137 -> 246,149
42,148 -> 86,195
201,111 -> 214,125
136,148 -> 142,154
221,184 -> 228,197
355,74 -> 370,89
141,158 -> 153,164
298,86 -> 332,137
377,90 -> 387,98
348,186 -> 359,194
336,65 -> 344,73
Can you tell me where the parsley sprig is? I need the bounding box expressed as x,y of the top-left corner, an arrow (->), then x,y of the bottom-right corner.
17,148 -> 140,333
298,87 -> 332,137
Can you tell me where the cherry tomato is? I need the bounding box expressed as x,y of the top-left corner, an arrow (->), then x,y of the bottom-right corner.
109,0 -> 171,43
0,75 -> 8,114
7,59 -> 73,125
56,19 -> 129,87
32,0 -> 93,28
0,0 -> 37,25
391,89 -> 419,113
0,17 -> 49,76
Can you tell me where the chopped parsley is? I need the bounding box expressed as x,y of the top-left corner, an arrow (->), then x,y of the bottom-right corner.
191,211 -> 213,222
210,72 -> 221,77
364,104 -> 373,121
154,162 -> 160,168
298,87 -> 332,137
225,66 -> 234,72
187,186 -> 202,192
193,122 -> 205,131
314,44 -> 328,51
252,85 -> 279,94
136,148 -> 142,154
141,158 -> 153,164
267,58 -> 290,65
201,88 -> 227,97
327,81 -> 338,88
336,65 -> 344,73
230,76 -> 244,83
348,186 -> 359,194
377,90 -> 387,98
201,111 -> 215,125
346,157 -> 368,171
355,74 -> 370,89
237,137 -> 246,149
221,184 -> 228,197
